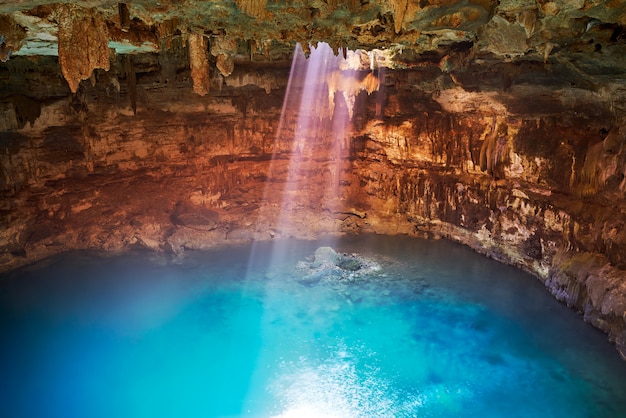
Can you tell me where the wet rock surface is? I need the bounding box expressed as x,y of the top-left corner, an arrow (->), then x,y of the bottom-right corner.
267,245 -> 431,306
294,246 -> 378,287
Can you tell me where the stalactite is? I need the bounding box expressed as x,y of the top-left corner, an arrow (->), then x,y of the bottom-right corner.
234,0 -> 267,19
542,42 -> 555,63
328,89 -> 337,119
479,118 -> 510,177
156,18 -> 181,50
327,72 -> 380,120
118,3 -> 130,31
211,35 -> 238,77
188,33 -> 210,96
0,15 -> 26,62
578,142 -> 605,196
123,55 -> 137,114
572,126 -> 626,196
384,0 -> 409,34
301,43 -> 311,58
56,4 -> 110,93
158,35 -> 187,85
0,37 -> 11,63
517,9 -> 537,38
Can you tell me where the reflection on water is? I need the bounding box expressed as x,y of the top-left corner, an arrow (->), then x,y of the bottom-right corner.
1,235 -> 625,418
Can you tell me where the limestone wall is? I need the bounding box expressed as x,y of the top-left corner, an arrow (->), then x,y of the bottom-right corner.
0,60 -> 625,358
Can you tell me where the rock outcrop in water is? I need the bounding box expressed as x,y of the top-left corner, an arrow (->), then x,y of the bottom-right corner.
294,247 -> 374,287
276,246 -> 416,305
0,0 -> 625,358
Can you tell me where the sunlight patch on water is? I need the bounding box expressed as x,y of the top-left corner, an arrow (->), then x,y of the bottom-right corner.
269,348 -> 399,417
268,343 -> 478,417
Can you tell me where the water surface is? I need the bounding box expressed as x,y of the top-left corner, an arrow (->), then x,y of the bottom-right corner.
1,235 -> 625,417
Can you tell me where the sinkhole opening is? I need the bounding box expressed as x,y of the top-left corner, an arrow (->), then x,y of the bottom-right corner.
0,235 -> 625,418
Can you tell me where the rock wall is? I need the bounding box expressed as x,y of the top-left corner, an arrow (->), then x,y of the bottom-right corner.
0,55 -> 625,358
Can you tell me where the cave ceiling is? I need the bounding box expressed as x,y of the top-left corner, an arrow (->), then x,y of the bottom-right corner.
0,0 -> 625,97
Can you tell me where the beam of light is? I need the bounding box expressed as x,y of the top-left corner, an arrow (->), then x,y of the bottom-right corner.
261,42 -> 381,249
241,43 -> 384,416
275,42 -> 345,240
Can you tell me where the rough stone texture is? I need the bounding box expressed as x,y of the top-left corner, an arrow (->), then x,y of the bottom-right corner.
234,0 -> 267,19
0,0 -> 625,359
55,4 -> 111,93
0,14 -> 26,61
188,33 -> 210,96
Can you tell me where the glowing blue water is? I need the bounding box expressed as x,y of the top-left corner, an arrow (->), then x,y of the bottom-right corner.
1,235 -> 625,417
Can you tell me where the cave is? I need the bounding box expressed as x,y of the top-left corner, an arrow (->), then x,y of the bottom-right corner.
1,0 -> 626,416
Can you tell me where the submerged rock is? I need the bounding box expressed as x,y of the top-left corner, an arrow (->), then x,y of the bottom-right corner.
296,246 -> 381,291
298,269 -> 329,286
311,246 -> 365,271
312,246 -> 340,268
337,256 -> 363,271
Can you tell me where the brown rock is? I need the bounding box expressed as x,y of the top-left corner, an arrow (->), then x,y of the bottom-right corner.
171,202 -> 220,231
189,33 -> 210,96
56,4 -> 110,93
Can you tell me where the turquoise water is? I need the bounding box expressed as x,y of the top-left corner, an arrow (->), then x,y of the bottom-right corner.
1,235 -> 625,418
